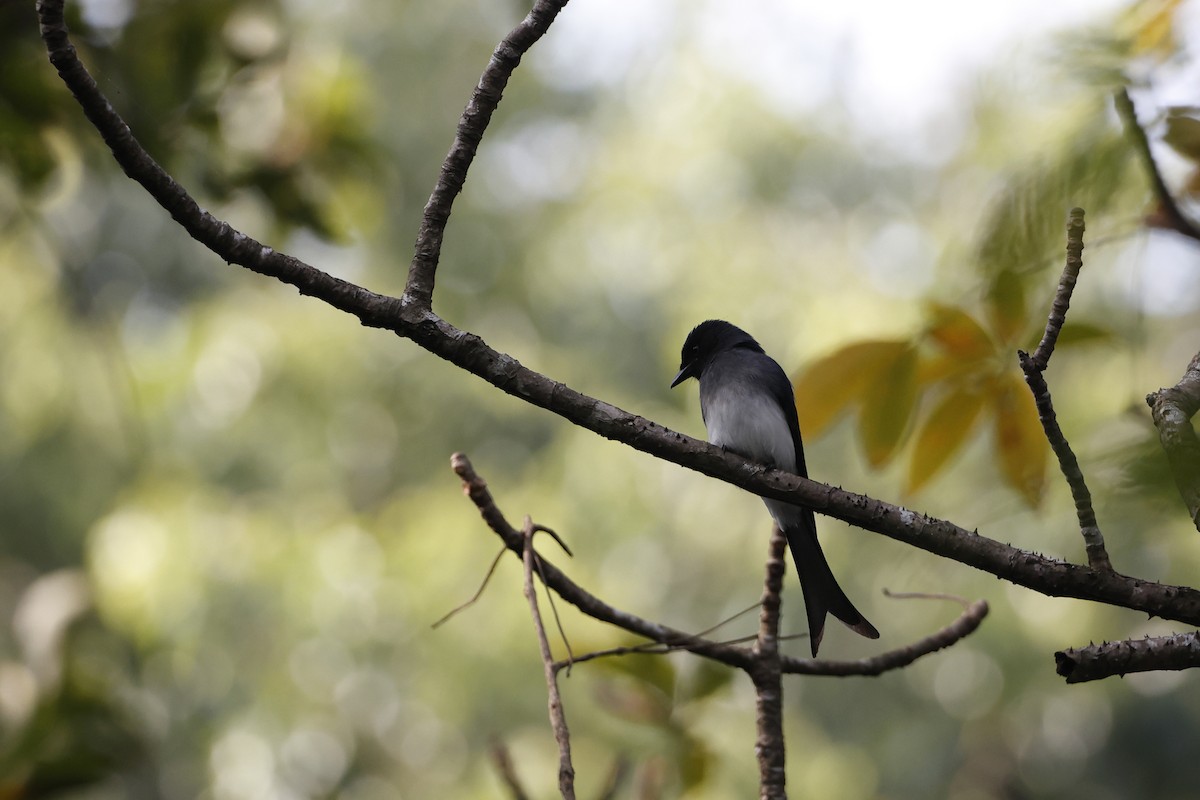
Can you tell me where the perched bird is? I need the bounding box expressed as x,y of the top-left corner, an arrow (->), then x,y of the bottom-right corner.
671,319 -> 879,656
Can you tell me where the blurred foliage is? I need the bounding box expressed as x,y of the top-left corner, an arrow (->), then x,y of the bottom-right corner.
3,0 -> 1200,798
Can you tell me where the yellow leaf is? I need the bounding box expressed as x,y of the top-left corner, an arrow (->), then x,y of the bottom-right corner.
858,345 -> 919,467
793,340 -> 910,436
991,373 -> 1047,506
906,386 -> 987,494
925,304 -> 994,360
1126,0 -> 1184,59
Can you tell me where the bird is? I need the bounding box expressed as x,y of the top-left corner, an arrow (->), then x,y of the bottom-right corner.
671,319 -> 879,656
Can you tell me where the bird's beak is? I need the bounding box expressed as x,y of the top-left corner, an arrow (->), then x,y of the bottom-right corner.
670,363 -> 694,388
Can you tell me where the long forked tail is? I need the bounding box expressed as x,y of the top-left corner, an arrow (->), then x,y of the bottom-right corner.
784,512 -> 879,657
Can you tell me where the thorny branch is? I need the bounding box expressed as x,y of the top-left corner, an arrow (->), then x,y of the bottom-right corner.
1018,208 -> 1112,571
1056,631 -> 1200,684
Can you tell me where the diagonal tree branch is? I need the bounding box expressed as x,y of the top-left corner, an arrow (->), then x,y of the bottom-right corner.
1114,87 -> 1200,242
1019,208 -> 1112,571
1147,351 -> 1200,533
407,0 -> 570,308
37,0 -> 1200,637
1055,631 -> 1200,684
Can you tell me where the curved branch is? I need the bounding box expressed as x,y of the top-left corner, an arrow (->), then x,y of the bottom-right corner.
781,599 -> 989,677
1055,631 -> 1200,684
38,0 -> 1200,628
1147,351 -> 1200,533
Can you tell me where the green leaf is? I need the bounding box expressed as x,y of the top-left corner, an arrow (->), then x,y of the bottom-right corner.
1055,321 -> 1115,347
1163,111 -> 1200,162
906,386 -> 987,493
857,345 -> 920,467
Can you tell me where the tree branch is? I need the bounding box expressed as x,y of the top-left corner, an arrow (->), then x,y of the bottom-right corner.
521,517 -> 576,799
1147,351 -> 1200,533
1114,87 -> 1200,241
457,454 -> 991,679
451,453 -> 758,671
1018,208 -> 1112,570
406,0 -> 571,308
1055,631 -> 1200,684
784,597 -> 989,677
39,0 -> 1200,637
751,527 -> 788,800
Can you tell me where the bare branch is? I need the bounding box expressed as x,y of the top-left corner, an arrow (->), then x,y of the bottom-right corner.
1147,351 -> 1200,533
451,454 -> 759,671
406,0 -> 570,308
1114,88 -> 1200,241
781,599 -> 989,677
40,0 -> 1200,632
751,526 -> 788,800
1055,631 -> 1200,684
1018,208 -> 1112,571
521,516 -> 576,799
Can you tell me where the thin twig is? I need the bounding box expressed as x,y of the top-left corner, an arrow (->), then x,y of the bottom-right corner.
882,588 -> 971,606
431,544 -> 508,628
1018,208 -> 1112,571
521,516 -> 576,799
751,525 -> 788,800
1055,631 -> 1200,684
535,554 -> 576,671
1114,88 -> 1200,241
1147,351 -> 1200,533
489,740 -> 532,800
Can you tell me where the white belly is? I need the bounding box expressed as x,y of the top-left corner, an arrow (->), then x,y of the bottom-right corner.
702,383 -> 797,474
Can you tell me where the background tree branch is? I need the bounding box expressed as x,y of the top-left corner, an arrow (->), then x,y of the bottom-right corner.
1147,351 -> 1200,533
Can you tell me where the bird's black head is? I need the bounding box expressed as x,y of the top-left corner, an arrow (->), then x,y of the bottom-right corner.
670,319 -> 763,388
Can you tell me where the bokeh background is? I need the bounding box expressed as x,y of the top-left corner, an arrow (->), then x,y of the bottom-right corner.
3,0 -> 1200,797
